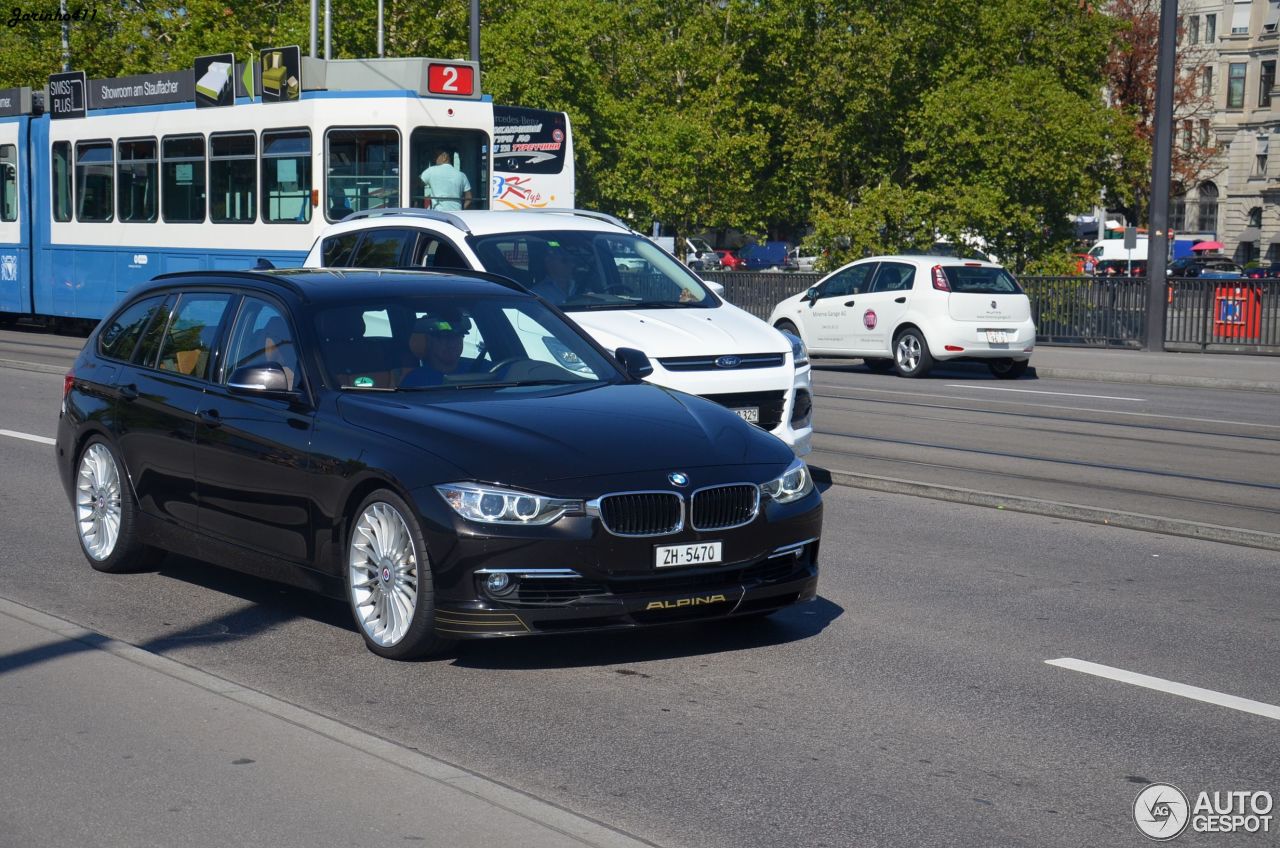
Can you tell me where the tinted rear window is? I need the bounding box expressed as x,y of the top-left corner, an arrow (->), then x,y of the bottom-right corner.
941,267 -> 1023,294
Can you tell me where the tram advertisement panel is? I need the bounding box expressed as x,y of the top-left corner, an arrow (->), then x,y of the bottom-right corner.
260,46 -> 301,102
0,87 -> 32,118
194,54 -> 235,108
48,71 -> 86,119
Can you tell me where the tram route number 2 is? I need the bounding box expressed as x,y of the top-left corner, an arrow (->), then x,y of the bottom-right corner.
427,63 -> 475,97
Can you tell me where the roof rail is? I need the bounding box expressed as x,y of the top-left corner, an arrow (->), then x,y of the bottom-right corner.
340,208 -> 471,234
521,208 -> 634,233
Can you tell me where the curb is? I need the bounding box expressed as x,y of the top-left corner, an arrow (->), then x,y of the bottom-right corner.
0,596 -> 661,848
818,468 -> 1280,553
1030,366 -> 1280,394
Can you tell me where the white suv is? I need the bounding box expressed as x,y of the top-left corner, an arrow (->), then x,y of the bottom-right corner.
303,209 -> 813,455
768,255 -> 1035,378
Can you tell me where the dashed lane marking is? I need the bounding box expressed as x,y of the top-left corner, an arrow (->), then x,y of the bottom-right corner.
1046,657 -> 1280,721
0,429 -> 56,446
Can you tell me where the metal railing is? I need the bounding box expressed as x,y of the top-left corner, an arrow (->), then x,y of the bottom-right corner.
701,271 -> 1280,355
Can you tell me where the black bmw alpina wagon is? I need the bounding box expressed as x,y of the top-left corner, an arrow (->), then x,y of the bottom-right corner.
57,269 -> 822,659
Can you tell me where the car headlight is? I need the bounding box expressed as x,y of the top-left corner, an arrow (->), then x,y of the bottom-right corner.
435,483 -> 581,525
779,330 -> 808,366
760,458 -> 813,504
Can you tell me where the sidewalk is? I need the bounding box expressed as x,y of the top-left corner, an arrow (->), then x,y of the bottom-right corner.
0,597 -> 658,848
1028,345 -> 1280,393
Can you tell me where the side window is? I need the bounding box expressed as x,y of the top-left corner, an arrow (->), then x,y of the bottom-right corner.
412,234 -> 468,269
134,295 -> 177,367
818,263 -> 875,298
162,135 -> 206,223
0,144 -> 16,222
222,297 -> 302,391
98,296 -> 165,362
262,130 -> 312,223
52,141 -> 72,222
351,228 -> 413,268
322,232 -> 360,266
156,293 -> 232,380
473,236 -> 533,285
117,138 -> 158,223
871,263 -> 915,293
325,128 -> 400,221
210,132 -> 256,223
75,140 -> 114,222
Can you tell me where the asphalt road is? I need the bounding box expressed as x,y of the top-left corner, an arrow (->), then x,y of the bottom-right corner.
1,364 -> 1277,847
809,359 -> 1280,537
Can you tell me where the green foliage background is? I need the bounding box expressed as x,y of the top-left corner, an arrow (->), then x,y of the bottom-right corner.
1,0 -> 1143,270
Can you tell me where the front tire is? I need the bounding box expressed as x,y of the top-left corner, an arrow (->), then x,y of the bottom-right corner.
347,490 -> 454,660
988,358 -> 1029,379
893,329 -> 933,378
74,437 -> 164,573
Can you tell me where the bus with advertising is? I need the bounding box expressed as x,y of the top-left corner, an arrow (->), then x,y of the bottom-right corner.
0,54 -> 574,322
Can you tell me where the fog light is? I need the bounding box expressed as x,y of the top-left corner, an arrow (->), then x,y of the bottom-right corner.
484,572 -> 514,595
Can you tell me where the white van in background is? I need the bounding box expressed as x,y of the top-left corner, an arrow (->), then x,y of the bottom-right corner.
1088,238 -> 1149,262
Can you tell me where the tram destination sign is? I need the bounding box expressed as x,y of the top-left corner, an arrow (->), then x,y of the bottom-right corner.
88,71 -> 192,110
0,87 -> 32,118
48,71 -> 86,119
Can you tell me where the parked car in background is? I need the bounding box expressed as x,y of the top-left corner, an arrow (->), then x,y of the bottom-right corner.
740,241 -> 795,271
1166,256 -> 1243,278
685,237 -> 722,271
788,246 -> 821,272
305,209 -> 814,455
1243,265 -> 1277,279
768,255 -> 1035,379
1094,259 -> 1147,277
718,249 -> 748,271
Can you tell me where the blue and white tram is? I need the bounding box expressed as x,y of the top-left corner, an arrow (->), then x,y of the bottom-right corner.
0,58 -> 574,321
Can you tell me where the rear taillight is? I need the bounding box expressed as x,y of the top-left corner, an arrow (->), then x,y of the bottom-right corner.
931,265 -> 951,292
63,372 -> 75,398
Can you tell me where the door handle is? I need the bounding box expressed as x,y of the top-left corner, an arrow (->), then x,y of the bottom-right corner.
844,300 -> 856,307
119,384 -> 138,401
894,296 -> 907,304
198,408 -> 223,427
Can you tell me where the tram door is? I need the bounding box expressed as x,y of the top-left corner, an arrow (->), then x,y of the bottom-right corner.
0,121 -> 28,314
409,128 -> 489,211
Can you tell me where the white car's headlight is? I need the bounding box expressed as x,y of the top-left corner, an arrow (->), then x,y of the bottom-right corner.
760,459 -> 813,503
780,330 -> 809,366
436,483 -> 581,525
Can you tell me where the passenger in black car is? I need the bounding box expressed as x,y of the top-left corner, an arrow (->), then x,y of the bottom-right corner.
401,310 -> 470,387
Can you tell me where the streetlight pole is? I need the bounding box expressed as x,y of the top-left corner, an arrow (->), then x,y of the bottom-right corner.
60,0 -> 70,71
1145,0 -> 1178,351
470,0 -> 480,63
309,0 -> 318,57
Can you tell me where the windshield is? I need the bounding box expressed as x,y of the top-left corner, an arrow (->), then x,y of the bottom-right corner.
314,293 -> 622,391
467,230 -> 717,311
941,266 -> 1023,294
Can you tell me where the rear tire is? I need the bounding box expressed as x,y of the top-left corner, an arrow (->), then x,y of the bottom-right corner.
346,489 -> 455,660
988,358 -> 1029,380
893,329 -> 933,378
74,437 -> 165,573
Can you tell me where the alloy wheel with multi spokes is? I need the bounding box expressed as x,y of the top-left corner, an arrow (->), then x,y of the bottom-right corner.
893,329 -> 933,378
346,491 -> 450,659
72,437 -> 161,573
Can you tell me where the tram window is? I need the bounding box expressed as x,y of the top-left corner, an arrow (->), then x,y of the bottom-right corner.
409,128 -> 488,211
0,144 -> 16,222
210,132 -> 256,224
325,128 -> 400,221
75,141 -> 114,222
263,129 -> 312,224
162,135 -> 206,223
117,138 -> 158,223
52,142 -> 72,223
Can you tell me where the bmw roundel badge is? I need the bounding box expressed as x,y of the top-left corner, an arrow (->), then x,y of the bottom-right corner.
715,355 -> 741,368
668,472 -> 690,487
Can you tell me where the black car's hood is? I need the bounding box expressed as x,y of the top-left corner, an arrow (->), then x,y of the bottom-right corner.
337,383 -> 793,488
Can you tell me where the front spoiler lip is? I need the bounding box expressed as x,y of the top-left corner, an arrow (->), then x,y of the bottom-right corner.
433,568 -> 819,639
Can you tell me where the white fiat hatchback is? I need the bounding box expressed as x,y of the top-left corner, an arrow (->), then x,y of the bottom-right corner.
304,209 -> 813,455
768,255 -> 1035,378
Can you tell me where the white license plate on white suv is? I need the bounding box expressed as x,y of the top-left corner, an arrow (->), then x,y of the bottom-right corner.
731,407 -> 760,423
655,542 -> 723,568
985,330 -> 1012,344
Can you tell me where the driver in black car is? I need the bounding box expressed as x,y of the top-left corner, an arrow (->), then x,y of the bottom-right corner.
400,310 -> 470,387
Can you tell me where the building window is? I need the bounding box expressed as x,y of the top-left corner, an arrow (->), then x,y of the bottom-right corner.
262,129 -> 312,224
1182,120 -> 1194,151
1202,66 -> 1214,97
1206,13 -> 1217,41
1200,119 -> 1212,147
1256,136 -> 1270,177
210,133 -> 256,223
1268,1 -> 1280,32
1170,188 -> 1187,232
1189,16 -> 1200,43
75,140 -> 113,222
117,138 -> 158,223
1232,1 -> 1252,34
1197,182 -> 1219,233
162,135 -> 206,223
1177,15 -> 1184,44
1228,63 -> 1247,109
1262,61 -> 1276,109
1249,206 -> 1264,228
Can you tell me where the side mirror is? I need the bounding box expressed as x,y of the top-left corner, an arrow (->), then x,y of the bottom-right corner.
227,364 -> 295,397
613,347 -> 654,380
805,287 -> 820,304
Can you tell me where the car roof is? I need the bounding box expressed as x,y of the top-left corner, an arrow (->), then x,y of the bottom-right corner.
318,208 -> 636,239
141,267 -> 530,305
848,254 -> 1004,268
